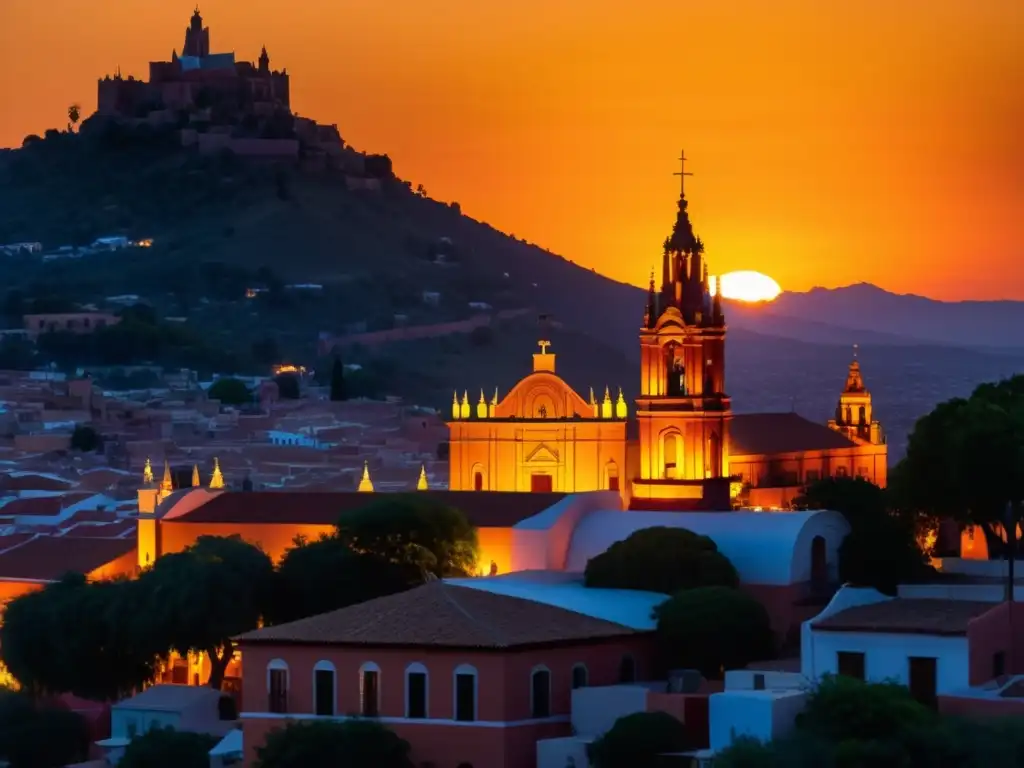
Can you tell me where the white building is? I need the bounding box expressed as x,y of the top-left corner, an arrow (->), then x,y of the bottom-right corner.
801,587 -> 1001,702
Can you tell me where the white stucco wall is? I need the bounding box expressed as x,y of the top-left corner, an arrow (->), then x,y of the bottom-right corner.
565,509 -> 850,585
709,690 -> 808,751
570,684 -> 650,738
537,736 -> 591,768
804,630 -> 969,694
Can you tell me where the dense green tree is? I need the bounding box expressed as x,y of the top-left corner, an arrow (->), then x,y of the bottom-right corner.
273,373 -> 300,400
255,720 -> 413,768
118,726 -> 218,768
894,375 -> 1024,556
336,495 -> 478,578
653,586 -> 775,678
794,477 -> 932,595
329,355 -> 346,401
0,690 -> 90,768
587,711 -> 692,768
69,424 -> 102,452
585,527 -> 738,595
208,377 -> 252,406
140,536 -> 275,688
267,535 -> 421,625
0,575 -> 161,701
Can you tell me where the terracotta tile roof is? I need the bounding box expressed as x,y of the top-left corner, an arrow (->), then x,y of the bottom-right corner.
0,474 -> 75,492
169,491 -> 567,528
0,535 -> 135,581
237,580 -> 637,649
0,493 -> 96,517
811,598 -> 997,636
730,412 -> 857,456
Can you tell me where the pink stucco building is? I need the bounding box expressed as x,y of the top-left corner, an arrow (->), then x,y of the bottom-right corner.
236,580 -> 655,768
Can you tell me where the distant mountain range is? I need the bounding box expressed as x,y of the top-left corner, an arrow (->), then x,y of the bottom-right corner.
726,283 -> 1024,351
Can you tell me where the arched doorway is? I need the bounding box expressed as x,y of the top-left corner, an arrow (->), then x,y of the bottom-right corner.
472,464 -> 485,491
810,535 -> 827,590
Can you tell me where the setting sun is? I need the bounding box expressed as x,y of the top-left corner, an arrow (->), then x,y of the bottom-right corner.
715,271 -> 782,303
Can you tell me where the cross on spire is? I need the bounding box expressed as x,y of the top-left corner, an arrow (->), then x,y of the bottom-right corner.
674,150 -> 693,196
538,340 -> 551,355
853,343 -> 859,359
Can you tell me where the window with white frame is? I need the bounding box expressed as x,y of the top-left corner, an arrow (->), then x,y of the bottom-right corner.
313,660 -> 336,717
267,659 -> 289,714
530,665 -> 551,718
360,662 -> 381,717
405,662 -> 429,719
453,664 -> 477,722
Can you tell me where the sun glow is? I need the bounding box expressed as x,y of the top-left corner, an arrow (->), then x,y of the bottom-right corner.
715,271 -> 782,303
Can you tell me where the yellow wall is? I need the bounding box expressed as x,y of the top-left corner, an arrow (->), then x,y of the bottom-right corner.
449,360 -> 629,502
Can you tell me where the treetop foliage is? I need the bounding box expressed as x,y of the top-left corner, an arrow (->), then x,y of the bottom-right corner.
585,526 -> 739,594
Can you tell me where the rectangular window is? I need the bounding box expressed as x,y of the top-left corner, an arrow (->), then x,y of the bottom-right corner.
836,651 -> 865,681
455,673 -> 476,721
993,651 -> 1007,679
531,671 -> 551,718
608,475 -> 620,491
908,656 -> 937,708
268,669 -> 288,714
314,669 -> 335,716
361,670 -> 379,717
406,672 -> 427,719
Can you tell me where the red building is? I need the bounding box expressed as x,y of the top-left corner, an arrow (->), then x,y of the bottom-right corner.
236,580 -> 654,768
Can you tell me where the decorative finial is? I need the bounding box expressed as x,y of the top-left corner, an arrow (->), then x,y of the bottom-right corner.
417,464 -> 428,491
476,389 -> 488,419
209,457 -> 225,489
143,458 -> 154,485
538,340 -> 551,355
357,461 -> 374,492
615,388 -> 627,419
853,343 -> 859,359
452,391 -> 460,420
160,460 -> 173,493
191,464 -> 200,488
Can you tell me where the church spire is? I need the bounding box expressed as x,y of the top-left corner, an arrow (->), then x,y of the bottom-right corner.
143,458 -> 154,485
645,269 -> 657,328
160,460 -> 173,493
357,461 -> 374,492
210,458 -> 225,489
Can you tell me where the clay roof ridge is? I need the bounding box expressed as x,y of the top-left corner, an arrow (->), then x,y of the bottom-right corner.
439,583 -> 510,647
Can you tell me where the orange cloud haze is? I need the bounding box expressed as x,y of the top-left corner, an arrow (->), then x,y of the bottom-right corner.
1,0 -> 1020,299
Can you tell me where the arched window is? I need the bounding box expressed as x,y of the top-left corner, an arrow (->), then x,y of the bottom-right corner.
405,662 -> 428,719
360,662 -> 380,717
472,464 -> 485,492
266,659 -> 289,713
858,405 -> 866,425
662,431 -> 682,479
313,660 -> 336,716
453,664 -> 477,722
530,665 -> 551,718
618,654 -> 636,684
571,663 -> 589,690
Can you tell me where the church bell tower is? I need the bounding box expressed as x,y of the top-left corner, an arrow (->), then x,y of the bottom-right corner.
828,348 -> 885,446
631,152 -> 732,510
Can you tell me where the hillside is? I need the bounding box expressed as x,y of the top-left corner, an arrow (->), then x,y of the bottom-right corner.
2,126 -> 1023,458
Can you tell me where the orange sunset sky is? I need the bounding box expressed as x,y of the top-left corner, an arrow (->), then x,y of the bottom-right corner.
1,0 -> 1021,300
